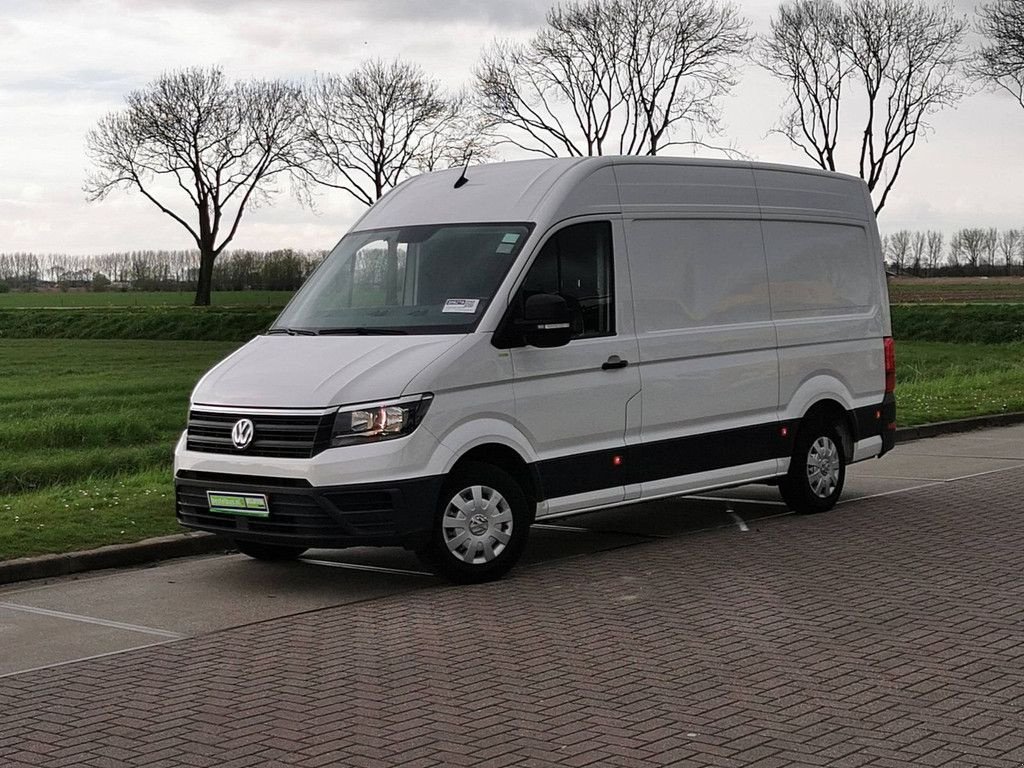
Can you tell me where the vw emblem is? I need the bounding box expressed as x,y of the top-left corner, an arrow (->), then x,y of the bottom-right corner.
231,418 -> 255,450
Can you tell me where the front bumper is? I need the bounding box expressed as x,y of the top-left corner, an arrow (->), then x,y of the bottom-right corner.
175,470 -> 444,550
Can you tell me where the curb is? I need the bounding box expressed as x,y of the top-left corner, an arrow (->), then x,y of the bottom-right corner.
0,532 -> 228,587
895,411 -> 1024,443
2,412 -> 1022,587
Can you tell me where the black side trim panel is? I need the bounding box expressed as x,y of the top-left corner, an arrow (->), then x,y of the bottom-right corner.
536,449 -> 631,498
634,422 -> 794,486
534,421 -> 796,501
852,393 -> 897,456
533,398 -> 897,503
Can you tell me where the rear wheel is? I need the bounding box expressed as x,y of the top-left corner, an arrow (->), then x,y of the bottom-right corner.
233,540 -> 307,561
417,462 -> 532,584
780,421 -> 846,514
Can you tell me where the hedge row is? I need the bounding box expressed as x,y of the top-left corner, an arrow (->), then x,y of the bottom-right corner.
1,304 -> 1022,344
0,307 -> 280,342
890,304 -> 1024,344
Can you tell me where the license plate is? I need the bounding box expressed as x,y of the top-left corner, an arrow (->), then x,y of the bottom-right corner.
207,491 -> 270,517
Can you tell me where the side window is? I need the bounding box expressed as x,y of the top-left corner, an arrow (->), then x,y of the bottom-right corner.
519,221 -> 614,339
348,238 -> 407,307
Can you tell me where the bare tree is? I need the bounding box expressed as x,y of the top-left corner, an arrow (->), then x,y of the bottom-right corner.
85,67 -> 307,306
974,0 -> 1024,109
618,0 -> 751,154
999,228 -> 1021,272
982,227 -> 1000,268
760,0 -> 969,214
759,0 -> 849,171
910,230 -> 926,275
925,230 -> 944,274
952,227 -> 987,270
887,229 -> 912,273
303,60 -> 487,206
475,0 -> 750,157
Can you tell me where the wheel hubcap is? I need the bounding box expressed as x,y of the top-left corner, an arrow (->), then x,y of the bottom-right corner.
806,436 -> 840,498
442,485 -> 513,565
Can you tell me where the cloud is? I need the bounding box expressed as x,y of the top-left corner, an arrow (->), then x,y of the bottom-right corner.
1,68 -> 137,97
109,0 -> 550,28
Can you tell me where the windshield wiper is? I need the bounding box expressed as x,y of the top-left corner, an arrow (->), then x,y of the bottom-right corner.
265,327 -> 317,336
315,327 -> 408,336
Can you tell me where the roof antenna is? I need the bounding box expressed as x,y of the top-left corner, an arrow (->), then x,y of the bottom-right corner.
454,154 -> 472,189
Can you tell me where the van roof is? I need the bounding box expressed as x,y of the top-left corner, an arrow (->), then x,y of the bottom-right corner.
350,156 -> 873,232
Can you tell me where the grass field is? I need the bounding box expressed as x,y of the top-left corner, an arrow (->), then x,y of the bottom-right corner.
3,276 -> 1023,310
1,337 -> 1022,561
897,341 -> 1024,424
0,339 -> 238,560
888,276 -> 1024,304
0,290 -> 293,308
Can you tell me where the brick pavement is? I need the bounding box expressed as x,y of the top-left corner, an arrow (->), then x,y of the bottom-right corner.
2,471 -> 1024,767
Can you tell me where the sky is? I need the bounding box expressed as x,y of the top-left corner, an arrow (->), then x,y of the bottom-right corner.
0,0 -> 1020,256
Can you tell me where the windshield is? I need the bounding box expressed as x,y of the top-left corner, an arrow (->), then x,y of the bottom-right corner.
271,223 -> 532,335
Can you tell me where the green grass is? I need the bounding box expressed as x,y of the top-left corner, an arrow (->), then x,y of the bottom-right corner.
896,341 -> 1024,425
0,470 -> 179,561
0,337 -> 1022,562
0,339 -> 238,559
0,290 -> 293,308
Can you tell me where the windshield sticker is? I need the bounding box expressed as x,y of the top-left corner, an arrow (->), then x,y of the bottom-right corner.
443,298 -> 480,314
496,243 -> 514,254
501,233 -> 521,244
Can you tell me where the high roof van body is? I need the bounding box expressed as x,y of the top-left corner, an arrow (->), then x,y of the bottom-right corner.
174,157 -> 896,582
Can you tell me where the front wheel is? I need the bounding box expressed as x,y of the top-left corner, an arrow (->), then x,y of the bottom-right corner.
233,540 -> 307,561
416,462 -> 532,584
779,422 -> 846,514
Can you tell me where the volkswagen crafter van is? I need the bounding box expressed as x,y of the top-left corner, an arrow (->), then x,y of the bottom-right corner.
175,157 -> 896,583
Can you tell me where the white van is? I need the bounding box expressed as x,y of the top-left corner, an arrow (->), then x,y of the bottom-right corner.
175,157 -> 896,582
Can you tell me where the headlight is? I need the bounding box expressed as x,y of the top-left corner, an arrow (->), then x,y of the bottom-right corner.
330,394 -> 433,447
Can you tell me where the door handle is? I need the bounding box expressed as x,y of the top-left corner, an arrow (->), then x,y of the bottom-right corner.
602,355 -> 629,370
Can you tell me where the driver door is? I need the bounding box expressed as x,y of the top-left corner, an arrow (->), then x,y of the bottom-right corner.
504,219 -> 641,516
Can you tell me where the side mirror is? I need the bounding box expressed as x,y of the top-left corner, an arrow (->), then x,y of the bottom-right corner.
517,293 -> 573,348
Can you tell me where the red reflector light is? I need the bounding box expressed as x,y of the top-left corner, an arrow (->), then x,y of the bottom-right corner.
612,455 -> 623,466
780,426 -> 788,438
875,410 -> 881,420
884,337 -> 896,394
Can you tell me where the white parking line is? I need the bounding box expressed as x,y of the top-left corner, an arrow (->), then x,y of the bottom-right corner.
533,523 -> 593,533
685,495 -> 788,506
946,464 -> 1024,481
298,558 -> 434,577
0,602 -> 183,639
839,482 -> 943,503
840,464 -> 1024,504
0,641 -> 176,681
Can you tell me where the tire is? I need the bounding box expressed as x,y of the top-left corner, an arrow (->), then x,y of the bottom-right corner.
233,540 -> 307,561
416,462 -> 532,584
779,421 -> 846,514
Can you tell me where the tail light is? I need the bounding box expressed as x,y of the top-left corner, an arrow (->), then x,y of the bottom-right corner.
884,336 -> 896,394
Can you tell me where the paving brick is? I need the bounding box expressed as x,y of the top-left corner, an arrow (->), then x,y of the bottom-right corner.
3,472 -> 1024,766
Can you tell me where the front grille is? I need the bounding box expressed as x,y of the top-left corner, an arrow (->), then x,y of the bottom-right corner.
186,409 -> 334,458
